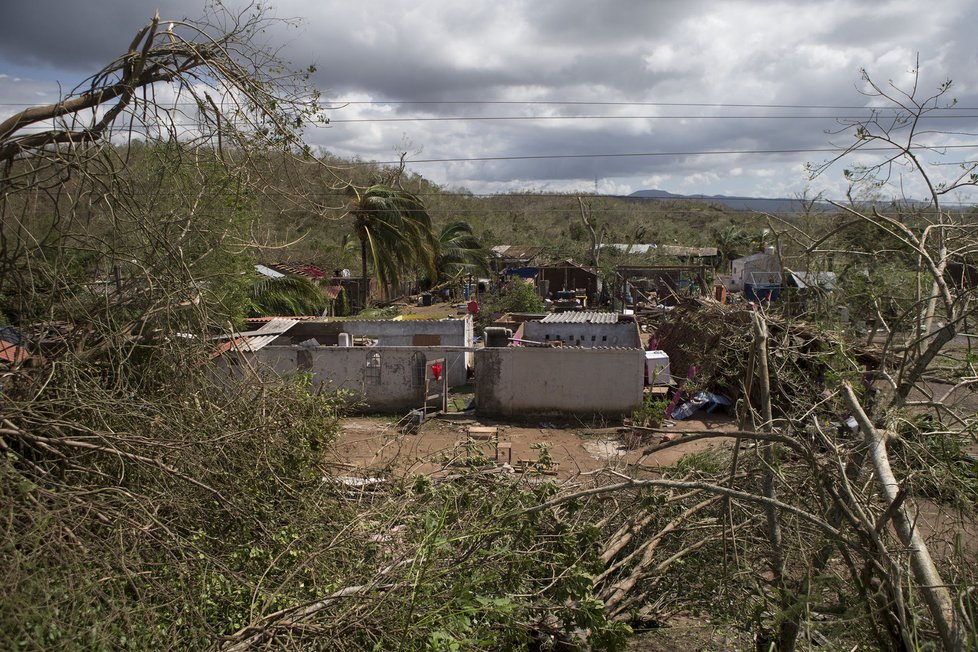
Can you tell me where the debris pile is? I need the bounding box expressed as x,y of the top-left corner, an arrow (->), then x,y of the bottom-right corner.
653,298 -> 864,419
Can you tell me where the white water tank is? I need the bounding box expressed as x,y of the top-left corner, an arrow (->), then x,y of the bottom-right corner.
338,332 -> 352,347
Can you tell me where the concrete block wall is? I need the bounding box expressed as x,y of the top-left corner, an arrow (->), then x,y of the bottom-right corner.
230,346 -> 470,413
339,316 -> 472,347
337,317 -> 473,368
474,347 -> 644,416
520,320 -> 641,348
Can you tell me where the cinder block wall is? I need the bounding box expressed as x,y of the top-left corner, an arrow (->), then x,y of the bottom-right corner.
244,346 -> 469,412
474,347 -> 644,416
521,320 -> 640,348
341,317 -> 471,346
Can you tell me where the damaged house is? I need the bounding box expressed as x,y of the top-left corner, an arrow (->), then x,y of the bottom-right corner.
214,317 -> 473,412
214,312 -> 646,418
475,311 -> 645,417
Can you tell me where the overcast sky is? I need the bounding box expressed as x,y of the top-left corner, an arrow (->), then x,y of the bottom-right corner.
3,0 -> 978,201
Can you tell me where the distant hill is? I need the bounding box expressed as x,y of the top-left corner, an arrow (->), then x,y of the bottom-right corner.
626,189 -> 826,214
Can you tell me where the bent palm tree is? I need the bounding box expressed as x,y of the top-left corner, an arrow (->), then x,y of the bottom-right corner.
348,185 -> 437,307
433,221 -> 490,284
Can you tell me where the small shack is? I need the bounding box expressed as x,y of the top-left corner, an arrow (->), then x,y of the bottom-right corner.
537,260 -> 599,305
730,249 -> 780,292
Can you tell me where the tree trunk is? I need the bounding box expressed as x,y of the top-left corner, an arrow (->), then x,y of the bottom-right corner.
752,312 -> 798,651
843,384 -> 967,652
360,236 -> 368,310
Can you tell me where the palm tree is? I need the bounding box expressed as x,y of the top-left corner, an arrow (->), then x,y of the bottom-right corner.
750,227 -> 774,252
714,224 -> 747,269
347,184 -> 437,307
246,274 -> 329,317
433,221 -> 490,284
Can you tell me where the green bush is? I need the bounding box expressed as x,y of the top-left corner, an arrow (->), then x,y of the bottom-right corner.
631,394 -> 669,427
476,278 -> 545,331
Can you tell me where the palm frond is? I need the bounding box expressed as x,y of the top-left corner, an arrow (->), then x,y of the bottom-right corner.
247,274 -> 329,317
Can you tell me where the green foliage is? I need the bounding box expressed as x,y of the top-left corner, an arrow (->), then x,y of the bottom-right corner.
0,342 -> 346,649
631,394 -> 669,427
837,258 -> 918,325
891,413 -> 978,511
245,273 -> 329,317
333,285 -> 350,316
349,184 -> 438,302
477,278 -> 546,331
431,221 -> 490,284
346,474 -> 629,651
355,304 -> 403,319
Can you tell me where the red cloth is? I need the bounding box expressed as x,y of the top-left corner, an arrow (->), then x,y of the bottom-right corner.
467,300 -> 479,315
431,363 -> 443,381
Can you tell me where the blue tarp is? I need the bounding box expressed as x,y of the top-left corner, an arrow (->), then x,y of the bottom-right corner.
505,267 -> 539,279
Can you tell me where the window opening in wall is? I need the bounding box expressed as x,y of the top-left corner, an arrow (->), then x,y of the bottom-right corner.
591,335 -> 596,342
412,352 -> 425,387
365,352 -> 381,384
602,335 -> 607,342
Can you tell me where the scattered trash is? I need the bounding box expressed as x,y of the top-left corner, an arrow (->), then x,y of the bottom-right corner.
335,476 -> 386,487
401,409 -> 425,435
671,391 -> 732,420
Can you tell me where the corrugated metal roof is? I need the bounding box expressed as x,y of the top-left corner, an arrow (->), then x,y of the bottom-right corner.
255,264 -> 285,278
601,243 -> 656,254
244,315 -> 319,324
324,284 -> 342,300
213,318 -> 299,356
1,327 -> 30,365
786,270 -> 837,291
540,311 -> 621,324
0,340 -> 27,364
658,245 -> 719,257
491,245 -> 545,259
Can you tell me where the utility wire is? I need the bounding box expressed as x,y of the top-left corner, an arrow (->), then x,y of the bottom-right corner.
327,114 -> 978,123
354,144 -> 978,165
4,99 -> 978,110
323,100 -> 978,110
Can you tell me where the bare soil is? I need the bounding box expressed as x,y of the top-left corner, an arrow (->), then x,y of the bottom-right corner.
326,412 -> 740,480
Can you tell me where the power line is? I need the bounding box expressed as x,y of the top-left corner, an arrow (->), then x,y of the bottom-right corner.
323,100 -> 978,111
5,98 -> 978,113
351,143 -> 978,165
329,114 -> 978,124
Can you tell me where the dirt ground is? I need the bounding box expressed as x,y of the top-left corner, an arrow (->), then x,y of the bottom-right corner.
325,411 -> 740,480
324,313 -> 978,650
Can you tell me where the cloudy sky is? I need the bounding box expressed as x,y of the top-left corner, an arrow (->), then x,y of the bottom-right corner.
3,0 -> 978,201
